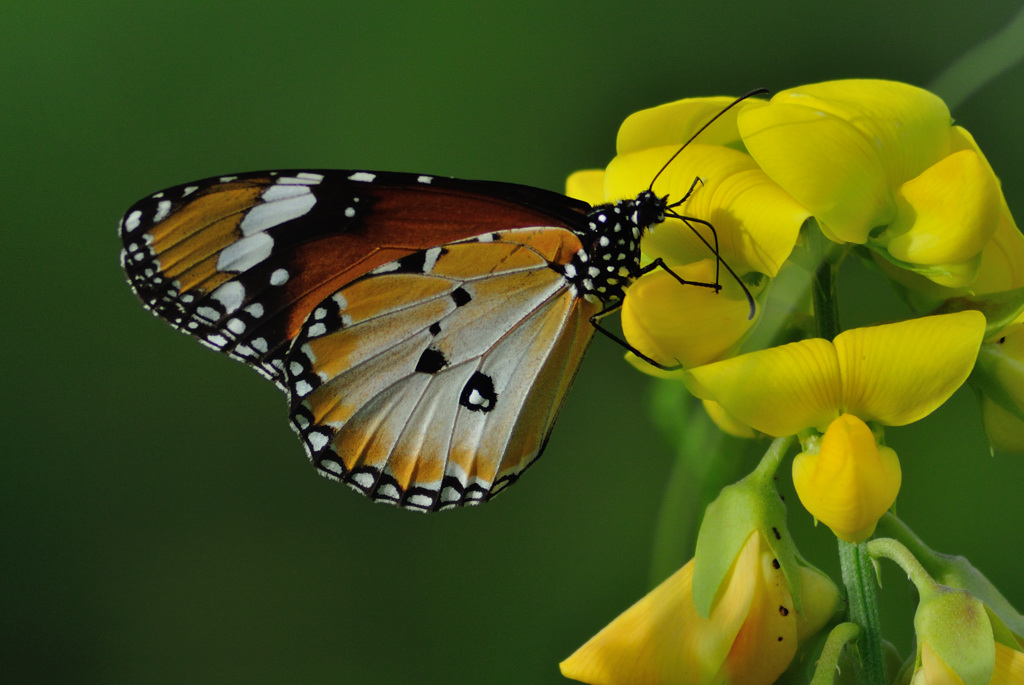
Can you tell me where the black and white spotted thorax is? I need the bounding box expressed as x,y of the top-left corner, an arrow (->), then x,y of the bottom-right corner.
562,190 -> 668,304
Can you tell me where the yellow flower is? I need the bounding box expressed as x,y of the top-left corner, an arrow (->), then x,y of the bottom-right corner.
792,414 -> 901,543
687,312 -> 985,540
559,532 -> 839,685
685,311 -> 986,436
567,95 -> 810,370
737,79 -> 1007,288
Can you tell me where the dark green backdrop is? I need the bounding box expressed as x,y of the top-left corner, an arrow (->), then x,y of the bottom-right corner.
4,2 -> 1023,683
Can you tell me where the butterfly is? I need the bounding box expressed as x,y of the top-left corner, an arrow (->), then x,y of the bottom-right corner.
119,92 -> 762,512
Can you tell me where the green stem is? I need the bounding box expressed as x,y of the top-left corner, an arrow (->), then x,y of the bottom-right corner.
865,538 -> 935,593
812,246 -> 841,341
929,6 -> 1024,111
838,541 -> 887,685
811,622 -> 862,685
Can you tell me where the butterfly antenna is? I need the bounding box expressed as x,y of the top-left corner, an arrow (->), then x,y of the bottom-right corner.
647,87 -> 770,192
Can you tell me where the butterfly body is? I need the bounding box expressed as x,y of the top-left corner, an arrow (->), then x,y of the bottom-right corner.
120,170 -> 669,511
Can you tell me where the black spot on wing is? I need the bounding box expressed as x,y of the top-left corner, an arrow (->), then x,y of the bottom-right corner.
451,287 -> 472,307
415,346 -> 448,374
459,371 -> 497,413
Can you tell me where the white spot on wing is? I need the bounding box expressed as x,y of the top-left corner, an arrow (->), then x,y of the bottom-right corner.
307,431 -> 329,451
217,232 -> 274,272
289,172 -> 324,183
351,471 -> 375,489
408,493 -> 434,508
320,459 -> 343,475
422,247 -> 442,273
196,306 -> 220,321
377,483 -> 400,500
347,172 -> 376,183
123,210 -> 142,232
371,261 -> 400,274
269,268 -> 289,285
417,175 -> 433,184
153,200 -> 172,223
240,188 -> 316,235
210,280 -> 245,314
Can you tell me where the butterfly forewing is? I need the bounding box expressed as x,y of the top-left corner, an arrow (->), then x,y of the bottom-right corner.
120,170 -> 590,385
285,228 -> 600,511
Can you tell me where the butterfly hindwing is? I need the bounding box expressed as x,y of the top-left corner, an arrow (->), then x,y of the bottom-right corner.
119,170 -> 590,385
285,228 -> 599,511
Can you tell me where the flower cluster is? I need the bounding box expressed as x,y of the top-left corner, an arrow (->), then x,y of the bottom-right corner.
561,80 -> 1024,684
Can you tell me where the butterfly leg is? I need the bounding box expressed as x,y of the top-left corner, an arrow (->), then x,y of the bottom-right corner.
589,299 -> 682,371
589,258 -> 719,371
654,215 -> 756,320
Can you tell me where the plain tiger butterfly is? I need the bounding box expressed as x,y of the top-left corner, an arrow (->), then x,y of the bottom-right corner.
119,91 -> 763,512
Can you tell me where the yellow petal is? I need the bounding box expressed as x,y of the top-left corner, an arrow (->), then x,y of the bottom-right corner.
982,398 -> 1024,454
992,641 -> 1024,684
792,414 -> 901,543
738,79 -> 952,244
738,101 -> 894,244
947,126 -> 1024,296
560,533 -> 801,685
615,96 -> 768,155
721,538 -> 800,685
771,80 -> 952,184
605,144 -> 807,276
621,259 -> 758,368
912,254 -> 984,290
915,642 -> 966,685
835,311 -> 986,425
565,169 -> 606,205
885,150 -> 1001,266
703,399 -> 758,438
794,564 -> 842,642
973,208 -> 1024,297
559,550 -> 749,685
686,338 -> 842,436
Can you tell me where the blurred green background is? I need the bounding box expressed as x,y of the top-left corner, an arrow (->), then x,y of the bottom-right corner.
4,2 -> 1023,683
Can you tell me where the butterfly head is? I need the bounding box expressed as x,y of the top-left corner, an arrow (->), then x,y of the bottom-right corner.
631,189 -> 670,231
